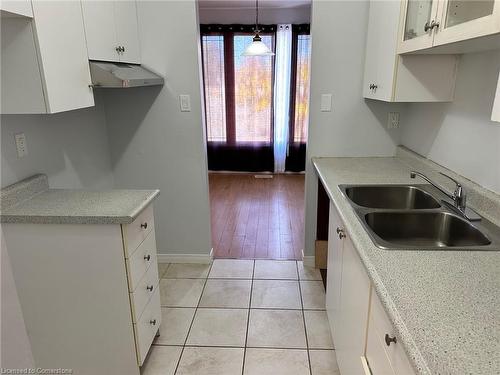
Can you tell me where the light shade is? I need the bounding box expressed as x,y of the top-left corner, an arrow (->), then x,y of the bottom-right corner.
242,38 -> 275,56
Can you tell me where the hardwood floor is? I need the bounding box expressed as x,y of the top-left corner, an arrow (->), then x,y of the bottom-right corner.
209,173 -> 305,260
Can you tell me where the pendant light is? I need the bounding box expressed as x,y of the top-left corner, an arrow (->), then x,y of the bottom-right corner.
242,0 -> 275,56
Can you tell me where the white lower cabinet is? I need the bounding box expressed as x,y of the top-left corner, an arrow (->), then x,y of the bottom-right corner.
3,204 -> 160,374
326,202 -> 415,375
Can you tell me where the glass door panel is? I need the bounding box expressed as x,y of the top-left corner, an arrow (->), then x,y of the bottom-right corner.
404,0 -> 434,40
233,34 -> 274,144
444,0 -> 495,27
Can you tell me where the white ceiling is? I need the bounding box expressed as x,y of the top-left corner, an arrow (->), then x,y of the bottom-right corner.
198,0 -> 311,9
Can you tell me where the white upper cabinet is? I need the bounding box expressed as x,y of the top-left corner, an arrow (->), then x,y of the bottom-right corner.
434,0 -> 500,47
399,0 -> 500,54
1,1 -> 94,114
363,0 -> 459,102
114,1 -> 141,64
0,0 -> 33,17
81,0 -> 141,64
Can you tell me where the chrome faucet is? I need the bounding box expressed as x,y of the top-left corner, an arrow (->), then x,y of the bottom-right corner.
410,171 -> 480,221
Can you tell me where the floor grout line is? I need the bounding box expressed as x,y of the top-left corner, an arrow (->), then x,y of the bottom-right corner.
297,261 -> 313,375
172,261 -> 214,375
241,260 -> 255,375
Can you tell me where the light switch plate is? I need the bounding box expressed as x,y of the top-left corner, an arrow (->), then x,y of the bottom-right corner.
14,132 -> 27,158
179,94 -> 191,112
387,112 -> 400,129
320,94 -> 332,112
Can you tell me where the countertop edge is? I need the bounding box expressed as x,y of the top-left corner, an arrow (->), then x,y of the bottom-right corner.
0,189 -> 160,225
312,159 -> 432,375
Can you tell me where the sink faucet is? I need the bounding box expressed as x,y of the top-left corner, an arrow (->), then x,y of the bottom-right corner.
410,171 -> 480,221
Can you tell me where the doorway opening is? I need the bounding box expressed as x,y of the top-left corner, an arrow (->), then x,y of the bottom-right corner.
199,14 -> 311,260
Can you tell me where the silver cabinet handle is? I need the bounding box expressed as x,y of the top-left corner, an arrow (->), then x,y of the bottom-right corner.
141,222 -> 148,229
144,254 -> 151,261
336,227 -> 346,239
150,319 -> 157,326
424,20 -> 439,32
115,46 -> 121,53
146,285 -> 154,292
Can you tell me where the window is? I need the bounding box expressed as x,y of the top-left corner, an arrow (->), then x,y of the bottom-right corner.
201,29 -> 274,146
293,34 -> 311,143
202,34 -> 226,142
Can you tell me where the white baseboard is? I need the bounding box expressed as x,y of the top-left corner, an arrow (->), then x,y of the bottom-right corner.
157,250 -> 213,264
303,255 -> 315,268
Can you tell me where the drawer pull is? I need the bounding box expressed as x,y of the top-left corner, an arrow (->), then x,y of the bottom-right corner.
146,285 -> 154,292
150,319 -> 157,326
337,227 -> 346,239
385,333 -> 397,346
144,254 -> 151,261
141,222 -> 148,229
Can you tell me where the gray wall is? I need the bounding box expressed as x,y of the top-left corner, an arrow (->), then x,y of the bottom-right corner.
401,50 -> 500,194
1,92 -> 114,189
198,4 -> 311,24
103,0 -> 212,256
303,0 -> 404,256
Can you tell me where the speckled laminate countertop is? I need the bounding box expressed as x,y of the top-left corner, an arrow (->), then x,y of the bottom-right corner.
313,148 -> 500,375
0,174 -> 159,224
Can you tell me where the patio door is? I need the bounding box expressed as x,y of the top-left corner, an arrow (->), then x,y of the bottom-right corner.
201,25 -> 276,172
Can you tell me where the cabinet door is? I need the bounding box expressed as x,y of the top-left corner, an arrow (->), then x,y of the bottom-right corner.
326,202 -> 344,345
363,0 -> 381,99
399,0 -> 440,53
433,0 -> 500,46
115,0 -> 141,64
335,235 -> 372,375
81,0 -> 119,62
363,0 -> 400,101
32,1 -> 94,113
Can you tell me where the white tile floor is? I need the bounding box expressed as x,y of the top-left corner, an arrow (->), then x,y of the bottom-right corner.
142,260 -> 340,375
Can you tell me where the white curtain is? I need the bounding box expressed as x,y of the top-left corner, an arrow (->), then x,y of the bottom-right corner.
273,24 -> 292,173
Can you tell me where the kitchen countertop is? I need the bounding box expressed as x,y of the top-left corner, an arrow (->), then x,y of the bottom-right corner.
0,174 -> 159,224
313,147 -> 500,375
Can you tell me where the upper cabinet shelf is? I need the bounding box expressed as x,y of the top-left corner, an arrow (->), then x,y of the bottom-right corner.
81,0 -> 141,64
399,0 -> 500,54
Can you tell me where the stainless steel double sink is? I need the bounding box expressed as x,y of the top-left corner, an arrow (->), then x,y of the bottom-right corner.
339,184 -> 500,250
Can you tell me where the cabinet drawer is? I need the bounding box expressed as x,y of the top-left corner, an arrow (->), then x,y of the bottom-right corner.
123,205 -> 154,257
127,229 -> 157,292
130,259 -> 159,322
134,286 -> 161,366
369,290 -> 416,375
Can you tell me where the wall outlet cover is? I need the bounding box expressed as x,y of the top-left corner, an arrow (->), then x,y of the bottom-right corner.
388,112 -> 400,129
14,132 -> 28,158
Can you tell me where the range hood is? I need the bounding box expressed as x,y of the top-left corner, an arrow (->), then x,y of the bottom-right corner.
89,61 -> 164,88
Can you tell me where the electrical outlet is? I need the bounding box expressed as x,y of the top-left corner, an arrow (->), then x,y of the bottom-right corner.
14,132 -> 28,158
388,112 -> 400,129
